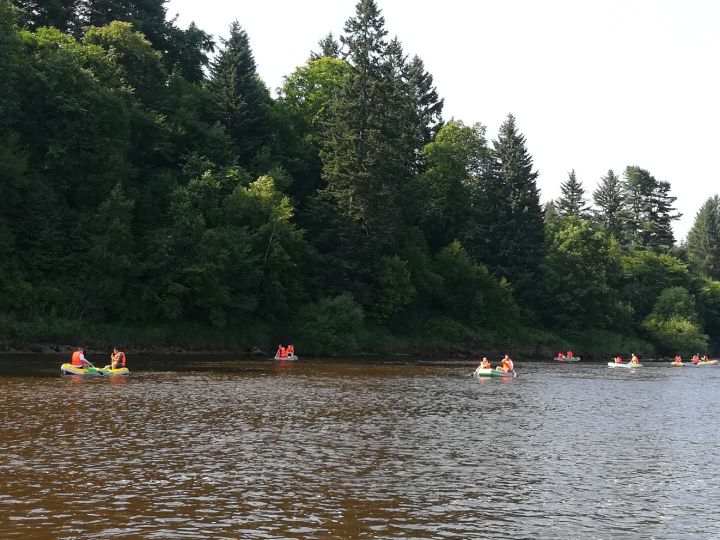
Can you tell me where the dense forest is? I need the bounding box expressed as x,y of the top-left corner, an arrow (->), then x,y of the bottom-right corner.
1,0 -> 720,356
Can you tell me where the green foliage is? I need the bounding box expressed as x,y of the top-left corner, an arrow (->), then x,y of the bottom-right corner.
418,120 -> 488,251
2,0 -> 718,355
687,195 -> 720,280
369,256 -> 416,322
620,249 -> 692,320
540,217 -> 621,329
642,287 -> 707,354
295,294 -> 364,355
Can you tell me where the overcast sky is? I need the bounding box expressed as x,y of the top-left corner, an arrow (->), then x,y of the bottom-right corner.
167,0 -> 720,240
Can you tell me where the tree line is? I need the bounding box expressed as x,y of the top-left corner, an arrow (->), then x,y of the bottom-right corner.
1,0 -> 720,355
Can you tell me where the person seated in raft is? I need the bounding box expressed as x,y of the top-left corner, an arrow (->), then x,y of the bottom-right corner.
614,355 -> 623,364
287,344 -> 295,357
556,352 -> 565,359
673,355 -> 682,364
71,347 -> 91,369
566,351 -> 574,358
499,355 -> 514,372
110,348 -> 126,370
276,344 -> 287,358
701,354 -> 710,362
630,354 -> 640,365
476,357 -> 491,371
692,354 -> 700,365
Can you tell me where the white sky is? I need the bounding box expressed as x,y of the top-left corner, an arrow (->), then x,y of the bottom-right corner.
167,0 -> 720,240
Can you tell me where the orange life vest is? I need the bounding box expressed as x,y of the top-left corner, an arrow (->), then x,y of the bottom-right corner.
71,351 -> 83,366
278,347 -> 286,358
113,351 -> 126,367
287,345 -> 294,355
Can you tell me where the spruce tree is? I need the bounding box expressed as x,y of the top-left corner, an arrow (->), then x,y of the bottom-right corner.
687,195 -> 720,280
310,32 -> 340,59
407,55 -> 444,148
321,0 -> 414,247
208,21 -> 272,165
478,114 -> 544,306
593,169 -> 626,240
623,166 -> 679,250
557,169 -> 589,217
11,0 -> 81,33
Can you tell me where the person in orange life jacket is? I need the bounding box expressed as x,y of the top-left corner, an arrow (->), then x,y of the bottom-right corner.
701,354 -> 710,362
476,357 -> 491,371
566,351 -> 574,358
692,354 -> 700,364
630,353 -> 640,365
499,355 -> 514,372
287,344 -> 295,357
110,348 -> 126,369
614,355 -> 623,364
277,345 -> 287,358
71,347 -> 91,368
673,355 -> 682,364
557,352 -> 565,359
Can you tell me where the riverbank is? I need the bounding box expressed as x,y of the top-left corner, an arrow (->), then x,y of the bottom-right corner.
0,316 -> 661,359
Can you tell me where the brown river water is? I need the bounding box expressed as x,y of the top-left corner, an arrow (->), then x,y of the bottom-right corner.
1,355 -> 719,538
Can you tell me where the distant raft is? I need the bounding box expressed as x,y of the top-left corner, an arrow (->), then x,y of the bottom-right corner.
473,368 -> 516,378
607,362 -> 642,369
274,354 -> 299,361
60,363 -> 130,376
554,356 -> 581,362
689,360 -> 719,367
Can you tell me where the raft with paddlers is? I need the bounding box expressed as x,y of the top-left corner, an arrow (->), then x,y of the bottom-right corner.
61,363 -> 129,376
554,351 -> 580,362
689,360 -> 718,367
607,362 -> 642,369
274,344 -> 298,361
472,368 -> 516,378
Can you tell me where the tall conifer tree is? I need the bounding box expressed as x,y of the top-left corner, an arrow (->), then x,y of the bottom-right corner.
687,195 -> 720,280
208,21 -> 272,165
407,55 -> 443,148
478,114 -> 543,306
623,166 -> 679,250
593,169 -> 626,240
321,0 -> 414,247
557,169 -> 588,217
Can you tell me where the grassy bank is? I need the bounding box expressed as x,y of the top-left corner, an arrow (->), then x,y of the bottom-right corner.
0,315 -> 655,359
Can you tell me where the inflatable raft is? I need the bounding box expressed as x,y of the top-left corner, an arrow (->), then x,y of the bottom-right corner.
554,356 -> 581,362
690,360 -> 719,366
473,368 -> 516,378
274,354 -> 298,361
607,362 -> 643,369
61,363 -> 130,376
670,362 -> 684,367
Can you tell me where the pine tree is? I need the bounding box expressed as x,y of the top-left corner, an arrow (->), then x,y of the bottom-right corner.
11,0 -> 81,34
623,166 -> 679,250
310,32 -> 340,59
687,195 -> 720,280
478,114 -> 544,306
208,21 -> 272,165
407,55 -> 444,148
321,0 -> 413,247
593,169 -> 626,240
557,169 -> 589,217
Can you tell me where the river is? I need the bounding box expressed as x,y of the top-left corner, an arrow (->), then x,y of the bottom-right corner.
0,355 -> 718,538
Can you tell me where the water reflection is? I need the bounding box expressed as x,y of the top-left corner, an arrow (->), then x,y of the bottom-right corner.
0,359 -> 718,537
